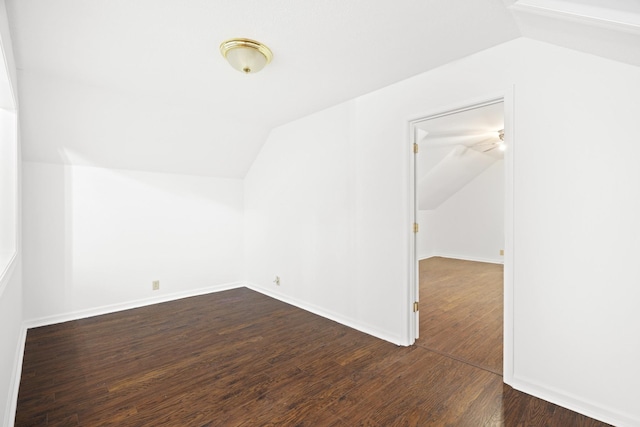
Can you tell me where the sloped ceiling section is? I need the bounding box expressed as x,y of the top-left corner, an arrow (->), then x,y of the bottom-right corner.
505,0 -> 640,66
7,1 -> 639,178
418,145 -> 498,210
6,0 -> 521,178
417,102 -> 504,211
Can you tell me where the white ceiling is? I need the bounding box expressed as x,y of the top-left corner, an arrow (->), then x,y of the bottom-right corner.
417,102 -> 504,210
5,0 -> 639,177
507,0 -> 640,66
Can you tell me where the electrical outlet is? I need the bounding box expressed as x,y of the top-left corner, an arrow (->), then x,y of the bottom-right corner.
273,276 -> 280,286
152,280 -> 160,290
500,249 -> 504,256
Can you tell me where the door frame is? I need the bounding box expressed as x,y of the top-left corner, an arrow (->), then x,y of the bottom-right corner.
406,89 -> 515,383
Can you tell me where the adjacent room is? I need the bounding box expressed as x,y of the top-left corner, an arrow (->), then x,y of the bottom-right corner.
415,101 -> 505,375
1,1 -> 639,426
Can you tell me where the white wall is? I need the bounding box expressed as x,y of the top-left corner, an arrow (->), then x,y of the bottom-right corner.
244,38 -> 640,425
419,159 -> 504,263
0,0 -> 22,424
0,261 -> 22,426
0,108 -> 17,270
8,34 -> 640,427
244,101 -> 365,335
416,210 -> 437,260
512,41 -> 640,426
23,163 -> 244,324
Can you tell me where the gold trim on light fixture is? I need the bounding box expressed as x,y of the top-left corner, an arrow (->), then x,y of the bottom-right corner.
220,38 -> 273,74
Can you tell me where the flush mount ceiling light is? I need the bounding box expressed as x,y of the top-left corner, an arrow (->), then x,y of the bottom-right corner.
219,38 -> 273,74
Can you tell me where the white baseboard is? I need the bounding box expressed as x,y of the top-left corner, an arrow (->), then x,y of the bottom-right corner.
4,323 -> 26,427
12,282 -> 633,426
245,282 -> 408,346
9,282 -> 243,426
417,252 -> 435,261
420,253 -> 504,264
511,375 -> 639,427
24,281 -> 244,329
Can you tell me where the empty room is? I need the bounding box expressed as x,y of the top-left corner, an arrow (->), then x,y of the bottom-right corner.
1,1 -> 640,426
415,100 -> 506,376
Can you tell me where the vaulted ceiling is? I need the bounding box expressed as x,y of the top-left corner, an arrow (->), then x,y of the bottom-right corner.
6,0 -> 640,177
417,101 -> 504,210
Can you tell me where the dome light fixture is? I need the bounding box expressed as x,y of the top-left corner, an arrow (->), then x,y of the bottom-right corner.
219,38 -> 273,74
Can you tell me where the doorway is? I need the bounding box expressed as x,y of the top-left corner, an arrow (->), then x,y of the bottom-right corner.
408,97 -> 513,378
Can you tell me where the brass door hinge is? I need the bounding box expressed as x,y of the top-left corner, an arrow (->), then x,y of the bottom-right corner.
413,301 -> 419,312
413,223 -> 419,233
413,143 -> 419,154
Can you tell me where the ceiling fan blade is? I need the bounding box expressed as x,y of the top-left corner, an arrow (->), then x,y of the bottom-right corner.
421,130 -> 496,139
422,134 -> 497,147
471,136 -> 498,146
483,145 -> 498,152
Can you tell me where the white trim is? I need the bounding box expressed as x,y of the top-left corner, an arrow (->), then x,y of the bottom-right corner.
4,323 -> 26,427
0,19 -> 17,110
246,282 -> 407,346
407,112 -> 418,342
0,109 -> 18,295
0,21 -> 18,295
406,90 -> 515,383
502,86 -> 515,385
0,250 -> 17,300
23,282 -> 244,329
419,254 -> 504,265
510,0 -> 640,34
406,96 -> 506,125
511,375 -> 640,427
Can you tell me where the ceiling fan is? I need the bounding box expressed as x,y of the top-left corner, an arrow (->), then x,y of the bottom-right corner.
476,129 -> 505,152
422,129 -> 505,153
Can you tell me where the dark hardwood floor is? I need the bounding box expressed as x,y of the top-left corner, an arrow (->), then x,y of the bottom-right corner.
418,257 -> 503,374
16,287 -> 610,426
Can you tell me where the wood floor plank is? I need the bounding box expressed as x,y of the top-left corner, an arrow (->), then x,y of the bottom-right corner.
419,256 -> 504,374
16,287 -> 610,426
